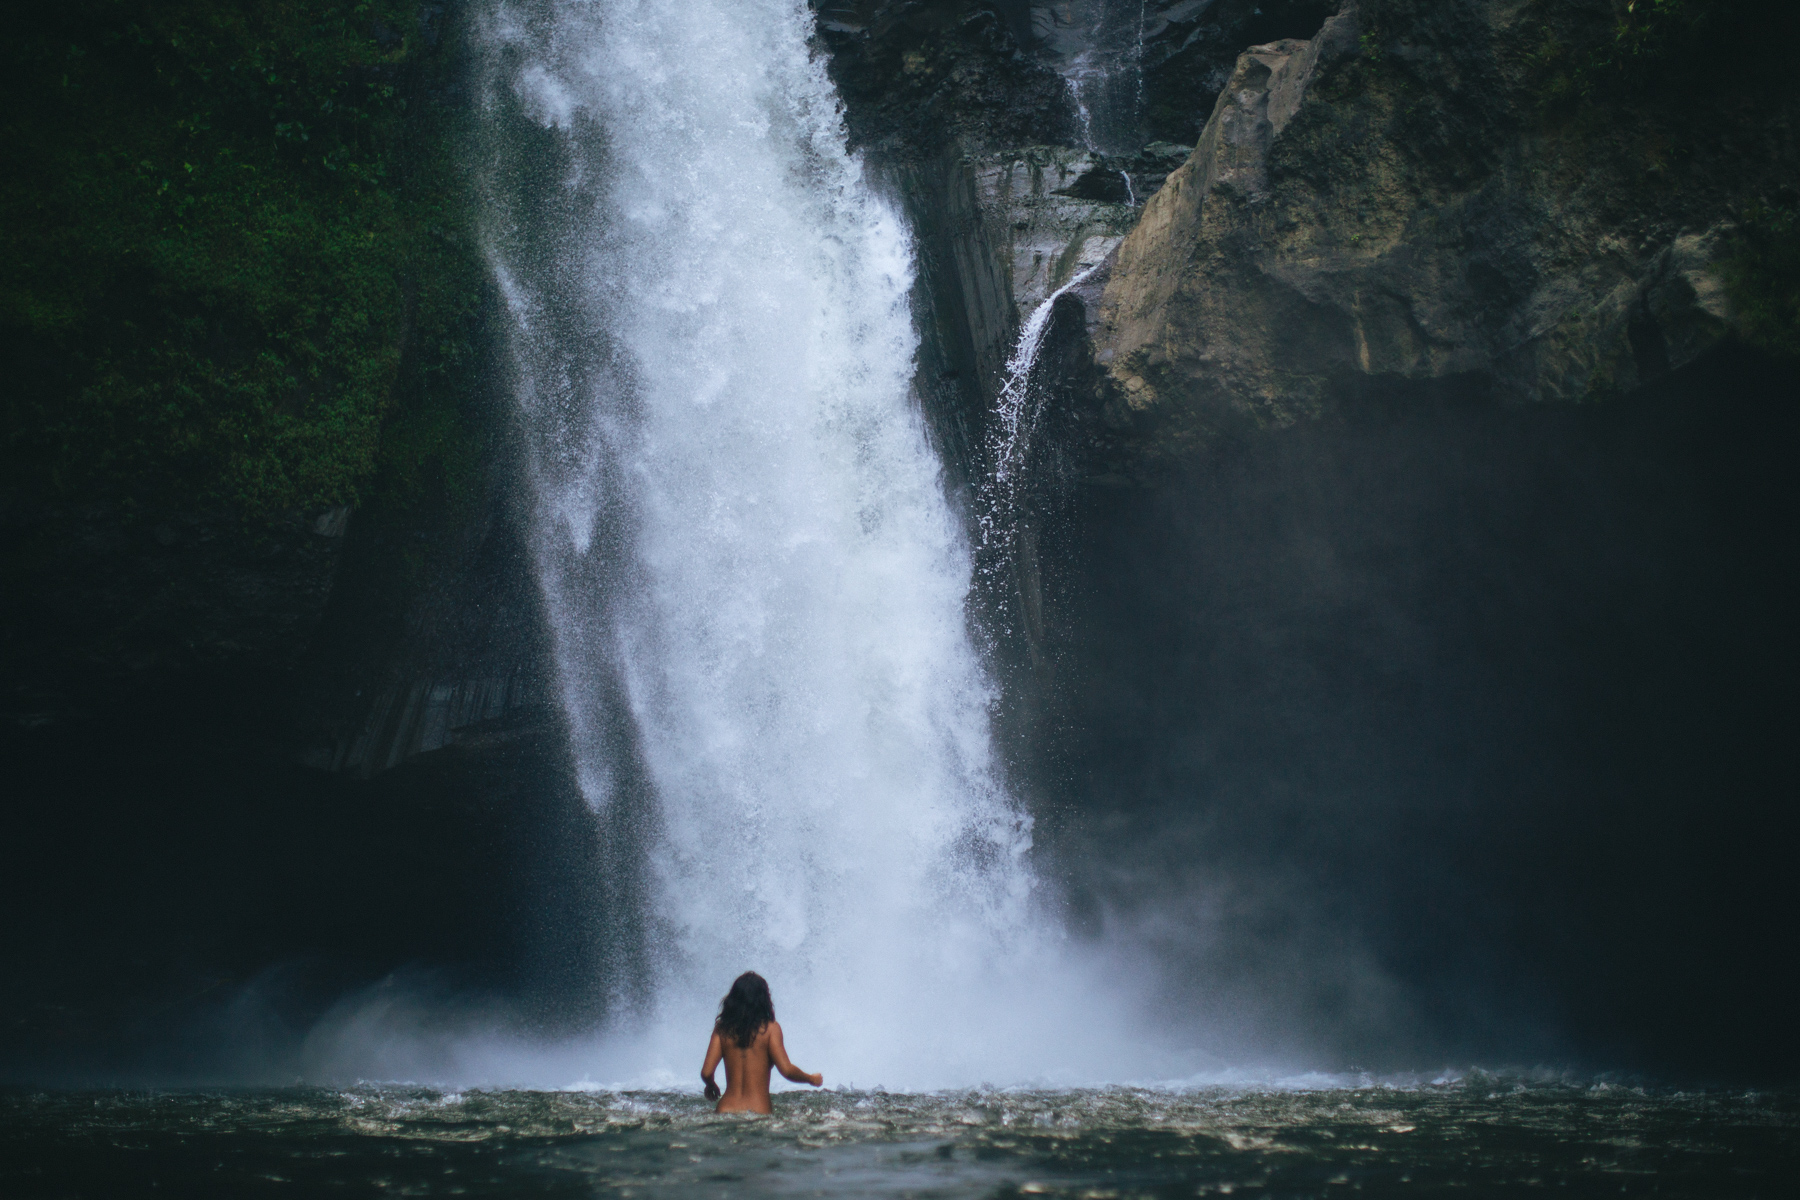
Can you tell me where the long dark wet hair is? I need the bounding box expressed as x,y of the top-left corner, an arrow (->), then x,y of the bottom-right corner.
715,971 -> 775,1048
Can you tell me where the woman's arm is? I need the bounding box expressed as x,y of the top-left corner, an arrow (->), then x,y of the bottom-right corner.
701,1029 -> 723,1101
767,1021 -> 823,1087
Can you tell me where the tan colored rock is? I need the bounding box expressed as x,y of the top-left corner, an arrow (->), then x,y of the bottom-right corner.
1090,0 -> 1788,467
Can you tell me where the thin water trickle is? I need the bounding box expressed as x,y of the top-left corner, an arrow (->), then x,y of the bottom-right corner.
1047,1 -> 1151,157
991,263 -> 1105,486
975,0 -> 1151,566
971,255 -> 1103,589
1065,73 -> 1097,150
1135,0 -> 1149,114
974,30 -> 1133,577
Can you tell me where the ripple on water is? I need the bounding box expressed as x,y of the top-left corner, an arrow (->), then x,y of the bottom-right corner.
1,1076 -> 1795,1198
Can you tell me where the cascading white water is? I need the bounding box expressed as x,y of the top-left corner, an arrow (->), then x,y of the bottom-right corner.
472,0 -> 1144,1087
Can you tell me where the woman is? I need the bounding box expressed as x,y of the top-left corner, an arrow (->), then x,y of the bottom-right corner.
700,971 -> 823,1113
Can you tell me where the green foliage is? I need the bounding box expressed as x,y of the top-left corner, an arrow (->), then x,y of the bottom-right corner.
1527,0 -> 1800,114
1530,2 -> 1686,112
1721,199 -> 1800,360
1,0 -> 487,519
1606,0 -> 1705,65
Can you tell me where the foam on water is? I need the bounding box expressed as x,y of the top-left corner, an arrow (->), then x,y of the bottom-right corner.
472,0 -> 1146,1088
11,1081 -> 1794,1199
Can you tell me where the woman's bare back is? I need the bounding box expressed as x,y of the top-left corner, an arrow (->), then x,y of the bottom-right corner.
701,1020 -> 822,1113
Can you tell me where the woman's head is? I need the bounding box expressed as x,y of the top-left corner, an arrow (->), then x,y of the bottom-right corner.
715,971 -> 775,1048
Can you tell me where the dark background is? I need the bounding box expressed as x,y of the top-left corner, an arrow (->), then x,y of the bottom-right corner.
1035,345 -> 1800,1080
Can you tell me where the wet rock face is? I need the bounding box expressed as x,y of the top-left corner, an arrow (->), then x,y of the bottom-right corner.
0,451 -> 549,780
818,4 -> 1185,486
815,1 -> 1076,157
0,503 -> 349,732
1091,0 -> 1799,472
1133,1 -> 1344,144
288,465 -> 553,778
976,147 -> 1143,322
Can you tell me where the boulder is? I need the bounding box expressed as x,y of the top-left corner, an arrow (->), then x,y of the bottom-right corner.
1091,0 -> 1795,472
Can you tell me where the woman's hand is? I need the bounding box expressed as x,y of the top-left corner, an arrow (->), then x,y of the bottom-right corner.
807,1072 -> 823,1087
701,1030 -> 724,1103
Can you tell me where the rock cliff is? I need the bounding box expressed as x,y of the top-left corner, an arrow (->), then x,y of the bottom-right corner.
819,2 -> 1800,1076
818,3 -> 1345,489
817,2 -> 1358,757
1090,0 -> 1798,470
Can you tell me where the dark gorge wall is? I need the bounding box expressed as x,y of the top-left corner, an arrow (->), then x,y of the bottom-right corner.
1035,348 -> 1800,1075
1,0 -> 604,1077
841,0 -> 1800,1077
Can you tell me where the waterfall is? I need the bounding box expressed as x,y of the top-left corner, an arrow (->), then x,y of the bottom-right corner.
1047,1 -> 1149,156
1135,0 -> 1148,114
974,262 -> 1105,572
470,0 -> 1102,1085
1065,72 -> 1098,150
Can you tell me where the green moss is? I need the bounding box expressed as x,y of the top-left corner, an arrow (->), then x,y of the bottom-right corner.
1528,0 -> 1696,104
1721,199 -> 1800,361
1527,1 -> 1800,116
1,0 -> 488,520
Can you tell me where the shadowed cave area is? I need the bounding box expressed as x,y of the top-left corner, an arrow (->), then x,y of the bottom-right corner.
1030,345 -> 1800,1078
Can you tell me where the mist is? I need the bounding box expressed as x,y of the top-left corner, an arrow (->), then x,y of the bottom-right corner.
1027,348 -> 1800,1079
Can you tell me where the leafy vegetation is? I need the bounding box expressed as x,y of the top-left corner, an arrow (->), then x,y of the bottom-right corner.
1593,0 -> 1708,73
1528,0 -> 1800,112
1721,198 -> 1800,360
1,0 -> 490,520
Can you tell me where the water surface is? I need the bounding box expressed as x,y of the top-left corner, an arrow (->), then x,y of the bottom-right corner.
5,1076 -> 1793,1198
